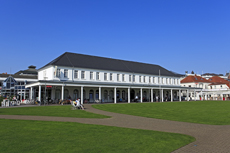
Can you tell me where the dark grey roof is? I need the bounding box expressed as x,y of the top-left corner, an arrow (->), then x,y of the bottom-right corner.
202,73 -> 224,76
40,52 -> 182,77
14,65 -> 37,76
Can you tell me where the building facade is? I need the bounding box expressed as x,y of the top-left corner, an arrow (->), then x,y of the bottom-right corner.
26,52 -> 199,104
0,66 -> 38,100
181,75 -> 230,100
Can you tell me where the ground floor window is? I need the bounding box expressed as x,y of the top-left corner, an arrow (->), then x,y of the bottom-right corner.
55,89 -> 61,99
73,89 -> 79,100
64,89 -> 69,99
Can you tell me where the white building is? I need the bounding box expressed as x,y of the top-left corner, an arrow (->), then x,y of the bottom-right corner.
181,75 -> 230,100
0,66 -> 38,100
26,52 -> 199,103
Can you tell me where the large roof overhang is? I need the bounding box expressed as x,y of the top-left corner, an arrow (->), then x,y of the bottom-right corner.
26,80 -> 201,90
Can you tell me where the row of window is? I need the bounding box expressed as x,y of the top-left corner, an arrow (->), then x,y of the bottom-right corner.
55,69 -> 180,85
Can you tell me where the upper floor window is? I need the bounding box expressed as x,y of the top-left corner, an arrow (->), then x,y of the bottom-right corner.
74,70 -> 78,79
90,71 -> 93,80
149,76 -> 151,83
81,71 -> 85,79
110,73 -> 113,81
122,74 -> 125,81
129,75 -> 132,82
64,69 -> 68,78
96,72 -> 99,80
144,76 -> 146,83
133,75 -> 135,82
57,69 -> 60,78
117,74 -> 120,81
104,73 -> 107,81
139,76 -> 142,82
153,77 -> 155,83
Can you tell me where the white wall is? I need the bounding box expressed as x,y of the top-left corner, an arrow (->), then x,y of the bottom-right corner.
38,66 -> 181,86
38,66 -> 53,80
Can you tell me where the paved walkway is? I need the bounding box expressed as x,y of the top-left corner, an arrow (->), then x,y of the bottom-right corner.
1,104 -> 230,152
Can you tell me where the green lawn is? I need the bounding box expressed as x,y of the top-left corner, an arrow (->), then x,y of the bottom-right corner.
0,105 -> 108,118
0,119 -> 195,153
92,101 -> 230,125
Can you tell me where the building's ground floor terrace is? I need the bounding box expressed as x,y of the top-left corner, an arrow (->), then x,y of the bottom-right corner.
25,81 -> 202,104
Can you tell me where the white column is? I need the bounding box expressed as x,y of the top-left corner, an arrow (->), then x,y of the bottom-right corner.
81,86 -> 83,104
151,89 -> 153,102
38,85 -> 41,101
99,87 -> 101,102
221,94 -> 223,101
194,90 -> 196,101
114,87 -> 116,103
51,88 -> 55,100
30,87 -> 33,100
128,88 -> 130,103
24,88 -> 26,100
161,89 -> 163,102
201,91 -> 203,100
140,88 -> 143,103
61,85 -> 64,100
187,89 -> 189,101
20,82 -> 22,100
179,89 -> 181,101
171,89 -> 173,102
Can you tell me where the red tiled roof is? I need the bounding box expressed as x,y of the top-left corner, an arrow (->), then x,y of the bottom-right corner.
208,76 -> 229,83
181,75 -> 210,83
208,76 -> 230,88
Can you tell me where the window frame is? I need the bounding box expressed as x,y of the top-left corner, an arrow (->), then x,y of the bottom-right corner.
117,74 -> 120,81
57,69 -> 61,78
64,69 -> 68,78
81,71 -> 85,79
90,71 -> 93,80
96,72 -> 100,80
74,70 -> 78,79
110,73 -> 113,81
104,73 -> 107,81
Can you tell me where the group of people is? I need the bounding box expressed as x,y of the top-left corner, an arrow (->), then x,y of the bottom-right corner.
72,99 -> 84,110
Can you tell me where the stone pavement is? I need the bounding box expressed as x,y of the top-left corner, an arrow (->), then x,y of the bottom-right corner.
0,104 -> 230,153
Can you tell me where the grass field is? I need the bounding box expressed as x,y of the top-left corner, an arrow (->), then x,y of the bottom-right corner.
0,119 -> 195,153
0,105 -> 108,118
92,101 -> 230,125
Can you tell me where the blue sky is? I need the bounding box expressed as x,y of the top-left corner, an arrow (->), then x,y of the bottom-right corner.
0,0 -> 229,75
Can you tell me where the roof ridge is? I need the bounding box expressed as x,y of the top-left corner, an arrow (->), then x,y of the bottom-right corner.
65,54 -> 74,67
